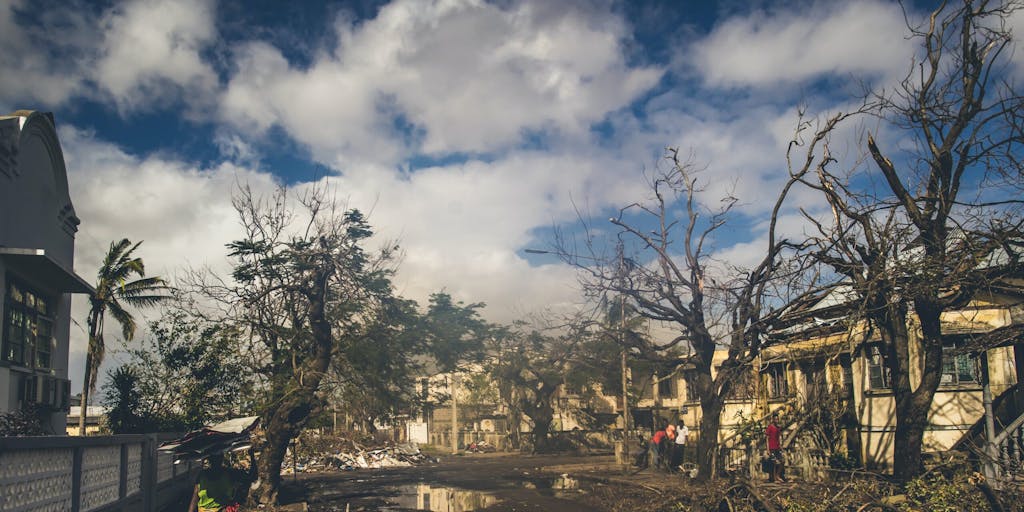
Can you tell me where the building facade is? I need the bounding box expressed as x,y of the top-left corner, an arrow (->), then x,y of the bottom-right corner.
640,279 -> 1024,478
0,110 -> 92,433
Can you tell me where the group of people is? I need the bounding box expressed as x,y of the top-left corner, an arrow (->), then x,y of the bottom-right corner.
646,421 -> 690,473
640,413 -> 786,482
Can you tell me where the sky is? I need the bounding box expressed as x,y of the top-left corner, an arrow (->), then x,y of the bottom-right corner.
3,0 -> 1020,394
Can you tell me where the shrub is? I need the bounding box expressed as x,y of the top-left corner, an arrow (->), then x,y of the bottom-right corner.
0,404 -> 48,436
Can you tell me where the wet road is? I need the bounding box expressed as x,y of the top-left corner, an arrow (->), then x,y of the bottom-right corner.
284,453 -> 614,511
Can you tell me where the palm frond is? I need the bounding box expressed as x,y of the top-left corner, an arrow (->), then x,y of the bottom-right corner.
107,295 -> 138,341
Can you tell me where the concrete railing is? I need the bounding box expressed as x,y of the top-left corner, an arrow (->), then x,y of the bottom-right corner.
0,434 -> 196,512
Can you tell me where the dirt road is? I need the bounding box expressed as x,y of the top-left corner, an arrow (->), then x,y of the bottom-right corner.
279,452 -> 647,511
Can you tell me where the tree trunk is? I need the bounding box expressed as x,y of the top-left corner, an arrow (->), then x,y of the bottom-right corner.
532,416 -> 553,453
695,394 -> 725,481
251,421 -> 290,505
891,300 -> 944,482
80,307 -> 102,437
251,266 -> 334,505
78,352 -> 92,436
525,390 -> 555,453
892,397 -> 929,482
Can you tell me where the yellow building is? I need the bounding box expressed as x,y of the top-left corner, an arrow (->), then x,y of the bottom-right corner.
645,280 -> 1023,481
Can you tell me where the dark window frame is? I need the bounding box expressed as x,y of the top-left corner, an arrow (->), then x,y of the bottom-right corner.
765,363 -> 790,399
682,372 -> 700,402
865,344 -> 892,390
3,276 -> 55,369
657,377 -> 673,399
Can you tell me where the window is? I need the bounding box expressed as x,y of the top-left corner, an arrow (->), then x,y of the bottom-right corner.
3,279 -> 53,368
722,366 -> 755,400
658,378 -> 673,399
864,345 -> 892,390
20,375 -> 37,403
765,363 -> 789,399
802,360 -> 827,403
683,372 -> 700,402
941,338 -> 978,386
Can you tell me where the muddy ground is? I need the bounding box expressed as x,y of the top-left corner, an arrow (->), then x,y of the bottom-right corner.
274,453 -> 846,511
276,452 -> 1019,512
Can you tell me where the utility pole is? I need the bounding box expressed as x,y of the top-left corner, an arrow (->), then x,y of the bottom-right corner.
621,346 -> 630,468
451,374 -> 459,455
619,246 -> 631,471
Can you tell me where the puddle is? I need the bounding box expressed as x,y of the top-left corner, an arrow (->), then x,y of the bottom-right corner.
380,483 -> 501,511
517,474 -> 586,498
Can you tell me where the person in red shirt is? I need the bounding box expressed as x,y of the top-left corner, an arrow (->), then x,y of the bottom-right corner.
765,413 -> 786,482
664,425 -> 677,472
650,427 -> 667,470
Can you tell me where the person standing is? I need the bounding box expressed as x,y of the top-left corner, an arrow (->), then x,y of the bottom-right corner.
765,414 -> 786,483
650,426 -> 667,470
672,421 -> 689,470
664,425 -> 676,472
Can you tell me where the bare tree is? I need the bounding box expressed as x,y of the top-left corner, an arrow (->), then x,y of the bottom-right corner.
559,125 -> 847,478
800,0 -> 1024,482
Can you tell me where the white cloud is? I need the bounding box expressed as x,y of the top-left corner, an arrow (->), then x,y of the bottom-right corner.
0,0 -> 92,109
690,0 -> 913,88
58,127 -> 606,392
20,0 -> 944,395
60,126 -> 274,282
92,0 -> 219,113
220,0 -> 663,166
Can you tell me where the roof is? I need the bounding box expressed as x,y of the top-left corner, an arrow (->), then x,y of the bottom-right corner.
0,248 -> 94,294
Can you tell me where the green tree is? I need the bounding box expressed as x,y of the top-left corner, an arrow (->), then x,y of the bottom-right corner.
102,308 -> 254,433
490,318 -> 616,453
79,239 -> 170,436
325,296 -> 425,432
422,292 -> 491,372
224,185 -> 399,505
102,366 -> 147,434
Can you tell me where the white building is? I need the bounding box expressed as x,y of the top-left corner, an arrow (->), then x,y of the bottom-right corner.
0,110 -> 92,434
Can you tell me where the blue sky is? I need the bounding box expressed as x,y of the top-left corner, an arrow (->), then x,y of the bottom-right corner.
5,0 -> 1017,392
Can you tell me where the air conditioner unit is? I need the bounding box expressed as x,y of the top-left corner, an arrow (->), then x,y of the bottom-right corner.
61,379 -> 71,410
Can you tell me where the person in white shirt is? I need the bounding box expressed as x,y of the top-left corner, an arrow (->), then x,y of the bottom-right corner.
671,421 -> 689,471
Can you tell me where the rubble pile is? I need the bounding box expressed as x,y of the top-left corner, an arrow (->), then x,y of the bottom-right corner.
284,434 -> 438,474
321,443 -> 436,471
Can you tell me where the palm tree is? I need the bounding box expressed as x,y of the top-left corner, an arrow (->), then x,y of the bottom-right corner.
79,239 -> 170,436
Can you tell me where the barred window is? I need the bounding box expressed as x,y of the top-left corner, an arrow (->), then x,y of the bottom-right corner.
866,345 -> 891,390
941,338 -> 978,386
765,363 -> 790,399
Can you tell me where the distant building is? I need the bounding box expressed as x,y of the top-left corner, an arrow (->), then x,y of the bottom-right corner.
66,405 -> 107,436
0,110 -> 93,434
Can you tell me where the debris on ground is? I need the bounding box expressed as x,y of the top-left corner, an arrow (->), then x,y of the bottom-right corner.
282,432 -> 438,474
466,440 -> 496,453
159,416 -> 260,462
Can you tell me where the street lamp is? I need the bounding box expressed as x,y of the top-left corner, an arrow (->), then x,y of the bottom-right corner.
524,248 -> 632,469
